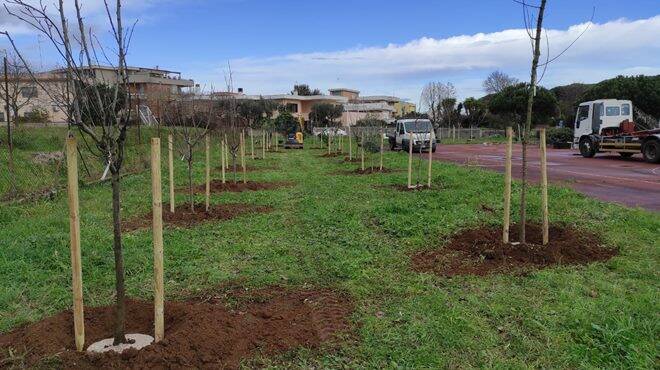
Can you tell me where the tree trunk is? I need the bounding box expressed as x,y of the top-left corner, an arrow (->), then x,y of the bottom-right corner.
110,169 -> 127,345
520,0 -> 546,244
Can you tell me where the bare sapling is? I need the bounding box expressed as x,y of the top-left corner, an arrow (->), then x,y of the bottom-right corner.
407,130 -> 413,188
164,94 -> 213,213
361,132 -> 365,171
427,132 -> 433,187
380,129 -> 384,171
250,128 -> 255,159
3,0 -> 138,344
240,130 -> 247,184
205,134 -> 211,211
348,125 -> 353,160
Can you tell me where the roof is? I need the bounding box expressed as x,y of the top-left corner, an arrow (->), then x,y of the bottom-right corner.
358,95 -> 401,103
344,102 -> 395,112
49,65 -> 182,75
329,88 -> 360,94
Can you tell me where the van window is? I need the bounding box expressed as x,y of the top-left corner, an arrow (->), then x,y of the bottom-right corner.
621,104 -> 631,116
606,106 -> 620,116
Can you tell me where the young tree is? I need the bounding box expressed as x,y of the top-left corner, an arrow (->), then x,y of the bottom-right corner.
519,0 -> 547,243
420,82 -> 456,128
3,0 -> 135,344
463,97 -> 487,128
483,70 -> 519,94
163,94 -> 213,212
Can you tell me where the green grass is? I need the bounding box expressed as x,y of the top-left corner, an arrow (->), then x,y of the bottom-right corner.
0,135 -> 658,368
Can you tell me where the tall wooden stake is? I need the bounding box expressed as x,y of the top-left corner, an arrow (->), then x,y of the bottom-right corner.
503,127 -> 513,243
66,137 -> 85,351
348,125 -> 353,160
274,132 -> 278,151
379,129 -> 384,171
220,138 -> 226,184
205,134 -> 210,212
427,134 -> 433,187
241,131 -> 246,184
540,128 -> 549,245
150,138 -> 164,343
327,127 -> 331,155
262,131 -> 266,159
250,128 -> 255,159
167,134 -> 174,213
4,56 -> 15,194
407,133 -> 413,188
360,132 -> 365,171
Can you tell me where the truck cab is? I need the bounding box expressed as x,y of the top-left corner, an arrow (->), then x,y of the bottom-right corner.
573,99 -> 660,163
573,99 -> 633,142
389,119 -> 437,152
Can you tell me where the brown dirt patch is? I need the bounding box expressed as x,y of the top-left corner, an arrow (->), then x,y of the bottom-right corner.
319,152 -> 342,158
123,203 -> 272,232
350,167 -> 400,175
386,184 -> 437,192
185,180 -> 293,194
215,165 -> 279,173
343,157 -> 361,163
411,223 -> 617,277
0,287 -> 353,369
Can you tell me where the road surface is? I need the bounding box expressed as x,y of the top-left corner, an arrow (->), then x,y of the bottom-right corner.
431,143 -> 660,212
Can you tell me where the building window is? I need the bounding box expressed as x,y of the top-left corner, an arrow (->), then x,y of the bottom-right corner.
21,86 -> 38,98
286,103 -> 298,113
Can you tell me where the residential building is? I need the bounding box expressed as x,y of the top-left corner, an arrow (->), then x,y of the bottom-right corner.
394,101 -> 417,117
4,65 -> 194,124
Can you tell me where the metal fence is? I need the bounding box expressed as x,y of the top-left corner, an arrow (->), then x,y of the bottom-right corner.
0,124 -> 152,202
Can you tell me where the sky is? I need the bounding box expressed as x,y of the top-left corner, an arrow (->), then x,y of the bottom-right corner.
2,0 -> 659,105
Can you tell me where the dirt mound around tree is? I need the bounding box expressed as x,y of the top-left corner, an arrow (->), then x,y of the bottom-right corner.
185,180 -> 293,194
350,167 -> 400,175
0,287 -> 353,369
215,165 -> 279,173
319,152 -> 342,158
123,203 -> 272,231
411,223 -> 617,277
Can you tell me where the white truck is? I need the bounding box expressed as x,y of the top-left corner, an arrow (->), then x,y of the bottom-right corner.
388,119 -> 437,152
573,99 -> 660,163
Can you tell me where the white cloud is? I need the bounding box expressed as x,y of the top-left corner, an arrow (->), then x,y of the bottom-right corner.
194,15 -> 660,102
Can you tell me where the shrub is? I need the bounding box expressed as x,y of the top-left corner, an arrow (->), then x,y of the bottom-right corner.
546,127 -> 573,144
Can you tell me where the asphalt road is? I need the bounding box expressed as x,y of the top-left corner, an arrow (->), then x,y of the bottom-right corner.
431,143 -> 660,212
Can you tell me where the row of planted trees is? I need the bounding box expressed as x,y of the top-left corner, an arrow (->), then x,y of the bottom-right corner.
0,0 -> 286,350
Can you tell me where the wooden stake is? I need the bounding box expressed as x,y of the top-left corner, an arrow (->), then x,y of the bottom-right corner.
205,134 -> 210,212
220,138 -> 226,184
241,131 -> 246,184
348,125 -> 353,160
250,128 -> 255,159
540,127 -> 549,245
274,132 -> 278,151
327,127 -> 331,155
262,130 -> 266,159
503,127 -> 513,243
427,133 -> 433,187
66,137 -> 85,352
361,132 -> 365,171
379,129 -> 384,171
150,138 -> 164,343
167,134 -> 174,213
407,133 -> 413,188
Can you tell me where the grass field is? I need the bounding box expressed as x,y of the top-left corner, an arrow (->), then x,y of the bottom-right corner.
0,135 -> 658,368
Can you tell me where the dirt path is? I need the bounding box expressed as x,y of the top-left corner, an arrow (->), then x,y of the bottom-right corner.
430,143 -> 660,212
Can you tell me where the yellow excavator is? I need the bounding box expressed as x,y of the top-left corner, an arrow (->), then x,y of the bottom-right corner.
284,116 -> 305,149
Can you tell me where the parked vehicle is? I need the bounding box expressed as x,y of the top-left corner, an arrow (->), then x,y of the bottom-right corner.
573,99 -> 660,163
388,119 -> 437,152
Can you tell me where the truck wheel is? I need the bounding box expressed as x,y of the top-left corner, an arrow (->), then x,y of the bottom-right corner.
579,137 -> 596,158
618,152 -> 633,159
642,140 -> 660,163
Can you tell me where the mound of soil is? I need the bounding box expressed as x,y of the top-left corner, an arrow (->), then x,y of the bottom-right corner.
0,287 -> 353,369
187,180 -> 293,194
215,165 -> 279,173
343,157 -> 361,163
351,167 -> 399,175
388,184 -> 435,192
319,152 -> 342,158
123,203 -> 272,232
411,223 -> 617,277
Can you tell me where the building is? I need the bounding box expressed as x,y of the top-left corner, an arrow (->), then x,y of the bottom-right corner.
394,101 -> 417,117
5,65 -> 194,124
